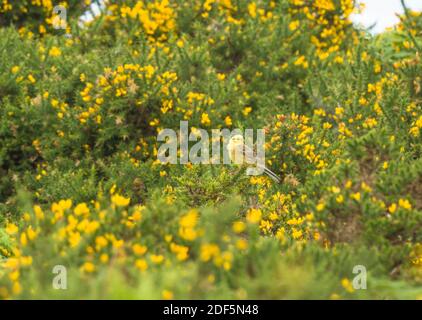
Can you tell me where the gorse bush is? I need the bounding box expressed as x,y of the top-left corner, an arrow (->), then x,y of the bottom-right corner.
0,0 -> 421,299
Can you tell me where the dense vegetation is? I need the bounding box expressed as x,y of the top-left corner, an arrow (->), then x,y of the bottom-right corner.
0,0 -> 421,299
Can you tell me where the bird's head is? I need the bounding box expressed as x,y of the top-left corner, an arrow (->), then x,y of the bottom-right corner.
229,134 -> 244,145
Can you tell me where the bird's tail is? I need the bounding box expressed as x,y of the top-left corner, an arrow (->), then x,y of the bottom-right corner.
263,167 -> 281,183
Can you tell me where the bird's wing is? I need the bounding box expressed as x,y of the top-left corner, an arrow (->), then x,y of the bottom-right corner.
243,143 -> 256,163
229,143 -> 245,164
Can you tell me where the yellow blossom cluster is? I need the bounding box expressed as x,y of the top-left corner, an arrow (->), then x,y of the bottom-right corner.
119,0 -> 176,42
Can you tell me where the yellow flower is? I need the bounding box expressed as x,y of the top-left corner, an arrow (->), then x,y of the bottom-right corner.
5,223 -> 18,235
335,107 -> 344,116
12,282 -> 22,295
9,270 -> 20,281
130,208 -> 143,222
110,184 -> 117,195
150,254 -> 164,264
409,126 -> 420,137
242,106 -> 252,116
246,208 -> 262,224
111,194 -> 131,207
294,55 -> 308,68
178,212 -> 198,240
39,24 -> 46,34
292,228 -> 303,239
232,221 -> 246,233
162,290 -> 173,300
334,56 -> 344,64
200,243 -> 220,262
361,182 -> 372,193
287,217 -> 304,225
81,262 -> 95,273
135,259 -> 148,271
93,237 -> 106,252
4,258 -> 19,269
170,243 -> 189,261
179,209 -> 198,228
85,221 -> 100,234
33,205 -> 44,220
133,244 -> 148,255
217,251 -> 233,270
11,66 -> 20,74
327,185 -> 338,194
112,239 -> 124,249
27,227 -> 37,241
100,254 -> 109,264
74,203 -> 90,216
341,278 -> 355,293
248,2 -> 257,18
69,232 -> 81,248
316,203 -> 325,212
48,46 -> 61,57
289,20 -> 300,31
201,113 -> 211,126
359,97 -> 368,106
28,74 -> 36,83
224,116 -> 232,126
20,256 -> 33,267
20,233 -> 28,246
388,203 -> 397,214
59,199 -> 72,210
236,239 -> 248,250
398,199 -> 412,210
351,192 -> 361,202
179,227 -> 197,241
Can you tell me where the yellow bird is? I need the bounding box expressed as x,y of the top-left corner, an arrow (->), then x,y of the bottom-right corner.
227,134 -> 280,183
